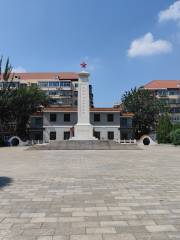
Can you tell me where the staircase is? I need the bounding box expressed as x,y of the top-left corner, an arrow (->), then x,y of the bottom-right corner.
29,140 -> 141,150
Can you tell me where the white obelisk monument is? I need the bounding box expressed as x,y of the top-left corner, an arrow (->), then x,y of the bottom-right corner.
71,62 -> 96,140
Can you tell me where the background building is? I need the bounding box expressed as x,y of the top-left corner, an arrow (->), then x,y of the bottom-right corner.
29,107 -> 134,142
0,72 -> 94,107
144,80 -> 180,123
0,72 -> 134,142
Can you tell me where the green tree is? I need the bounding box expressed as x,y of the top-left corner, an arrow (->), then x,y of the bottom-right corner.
0,57 -> 48,139
0,57 -> 14,127
156,114 -> 172,144
171,129 -> 180,145
12,86 -> 48,139
121,87 -> 165,139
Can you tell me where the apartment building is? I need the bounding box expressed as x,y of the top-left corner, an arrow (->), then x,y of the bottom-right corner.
144,80 -> 180,123
0,72 -> 94,107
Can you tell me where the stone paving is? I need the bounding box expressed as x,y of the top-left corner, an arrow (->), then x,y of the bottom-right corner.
0,145 -> 180,239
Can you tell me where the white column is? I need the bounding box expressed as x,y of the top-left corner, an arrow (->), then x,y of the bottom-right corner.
71,71 -> 96,140
78,72 -> 90,124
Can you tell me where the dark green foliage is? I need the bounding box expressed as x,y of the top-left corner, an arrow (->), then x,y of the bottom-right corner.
0,57 -> 14,125
12,86 -> 48,138
171,129 -> 180,145
156,114 -> 172,144
121,87 -> 165,139
172,123 -> 180,131
0,57 -> 48,139
0,138 -> 5,147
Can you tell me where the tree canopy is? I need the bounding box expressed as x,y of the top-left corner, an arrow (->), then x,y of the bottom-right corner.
0,57 -> 48,139
121,87 -> 165,139
156,113 -> 172,144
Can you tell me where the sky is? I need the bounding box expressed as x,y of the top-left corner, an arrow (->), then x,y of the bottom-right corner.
0,0 -> 180,106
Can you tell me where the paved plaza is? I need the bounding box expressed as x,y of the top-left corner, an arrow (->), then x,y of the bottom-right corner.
0,146 -> 180,240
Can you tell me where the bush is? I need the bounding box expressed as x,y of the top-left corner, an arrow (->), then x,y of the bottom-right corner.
0,138 -> 5,147
157,114 -> 172,144
171,129 -> 180,145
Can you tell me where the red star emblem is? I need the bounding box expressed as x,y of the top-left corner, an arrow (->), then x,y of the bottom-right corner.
80,62 -> 87,69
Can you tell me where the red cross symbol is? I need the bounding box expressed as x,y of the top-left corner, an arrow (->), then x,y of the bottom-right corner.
80,62 -> 87,69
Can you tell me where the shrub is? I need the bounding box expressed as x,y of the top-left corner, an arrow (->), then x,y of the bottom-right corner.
156,114 -> 172,144
171,129 -> 180,145
0,138 -> 5,147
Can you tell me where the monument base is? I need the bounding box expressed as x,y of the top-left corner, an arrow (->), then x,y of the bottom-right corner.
70,124 -> 97,140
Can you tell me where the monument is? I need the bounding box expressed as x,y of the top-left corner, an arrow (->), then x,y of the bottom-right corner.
71,62 -> 97,140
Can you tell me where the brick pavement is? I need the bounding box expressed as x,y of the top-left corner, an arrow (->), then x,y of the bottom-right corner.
0,145 -> 180,239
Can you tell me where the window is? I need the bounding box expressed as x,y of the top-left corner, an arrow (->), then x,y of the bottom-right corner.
50,131 -> 56,140
121,118 -> 127,127
38,81 -> 48,88
49,81 -> 59,87
31,83 -> 37,87
168,90 -> 179,95
64,113 -> 70,122
35,117 -> 42,127
107,114 -> 114,122
50,113 -> 57,122
94,131 -> 100,140
60,81 -> 71,87
108,131 -> 114,140
94,113 -> 100,122
64,131 -> 70,140
75,83 -> 78,88
49,90 -> 58,95
74,91 -> 78,97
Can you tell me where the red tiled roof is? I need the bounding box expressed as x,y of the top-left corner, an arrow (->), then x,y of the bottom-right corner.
121,113 -> 134,117
144,80 -> 180,89
1,72 -> 78,81
43,107 -> 122,113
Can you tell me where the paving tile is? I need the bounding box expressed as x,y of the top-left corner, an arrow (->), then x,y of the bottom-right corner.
103,233 -> 136,240
0,146 -> 180,239
86,227 -> 116,234
146,225 -> 177,232
70,235 -> 102,240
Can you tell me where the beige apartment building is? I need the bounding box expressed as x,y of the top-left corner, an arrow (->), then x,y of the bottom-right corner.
0,72 -> 94,107
144,80 -> 180,123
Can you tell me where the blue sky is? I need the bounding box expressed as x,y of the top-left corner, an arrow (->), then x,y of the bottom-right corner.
0,0 -> 180,106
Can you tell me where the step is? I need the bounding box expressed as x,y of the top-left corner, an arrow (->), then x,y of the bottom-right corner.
28,140 -> 141,150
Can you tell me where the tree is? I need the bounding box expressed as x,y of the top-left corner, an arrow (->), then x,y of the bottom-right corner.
171,129 -> 180,145
0,57 -> 48,139
156,114 -> 172,144
0,57 -> 14,128
121,87 -> 165,139
12,86 -> 48,139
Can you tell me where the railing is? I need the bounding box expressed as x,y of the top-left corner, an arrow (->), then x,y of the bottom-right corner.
28,140 -> 44,145
117,139 -> 137,144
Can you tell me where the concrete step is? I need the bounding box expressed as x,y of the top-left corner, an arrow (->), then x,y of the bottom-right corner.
28,140 -> 141,150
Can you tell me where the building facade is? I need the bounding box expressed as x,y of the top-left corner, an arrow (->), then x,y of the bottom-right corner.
144,80 -> 180,123
0,72 -> 134,142
0,72 -> 94,107
29,107 -> 134,142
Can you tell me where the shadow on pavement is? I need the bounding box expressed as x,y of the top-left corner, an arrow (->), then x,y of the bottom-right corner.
0,177 -> 13,189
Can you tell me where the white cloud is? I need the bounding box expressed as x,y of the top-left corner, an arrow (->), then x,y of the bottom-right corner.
159,1 -> 180,23
128,32 -> 172,58
12,66 -> 27,73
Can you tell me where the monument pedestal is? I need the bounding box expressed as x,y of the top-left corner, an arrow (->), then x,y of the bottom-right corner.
71,124 -> 97,140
